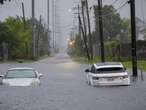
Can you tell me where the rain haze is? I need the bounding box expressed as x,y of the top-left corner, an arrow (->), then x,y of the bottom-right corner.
1,1 -> 146,110
0,0 -> 146,51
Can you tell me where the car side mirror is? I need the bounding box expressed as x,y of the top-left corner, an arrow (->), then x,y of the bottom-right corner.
0,75 -> 4,85
0,75 -> 4,78
38,73 -> 43,78
85,69 -> 90,73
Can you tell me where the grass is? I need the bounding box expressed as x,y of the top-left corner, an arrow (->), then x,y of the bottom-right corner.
0,54 -> 52,64
122,60 -> 146,71
73,56 -> 146,71
0,59 -> 35,64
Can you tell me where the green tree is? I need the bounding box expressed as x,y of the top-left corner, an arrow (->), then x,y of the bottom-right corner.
93,5 -> 132,60
0,22 -> 18,59
0,22 -> 16,44
0,16 -> 49,60
119,18 -> 131,43
94,5 -> 122,42
5,17 -> 32,59
143,26 -> 146,40
74,34 -> 85,56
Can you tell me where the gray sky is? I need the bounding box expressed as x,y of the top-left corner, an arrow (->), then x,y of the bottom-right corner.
0,0 -> 146,50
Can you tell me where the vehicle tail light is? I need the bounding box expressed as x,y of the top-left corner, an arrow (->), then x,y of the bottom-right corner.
122,75 -> 128,79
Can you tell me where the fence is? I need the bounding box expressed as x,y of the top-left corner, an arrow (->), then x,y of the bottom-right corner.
93,40 -> 146,60
0,42 -> 8,61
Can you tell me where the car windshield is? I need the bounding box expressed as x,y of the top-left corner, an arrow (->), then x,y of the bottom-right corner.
96,67 -> 125,73
6,69 -> 36,78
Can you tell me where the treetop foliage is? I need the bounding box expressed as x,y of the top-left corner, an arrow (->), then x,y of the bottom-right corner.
0,16 -> 49,59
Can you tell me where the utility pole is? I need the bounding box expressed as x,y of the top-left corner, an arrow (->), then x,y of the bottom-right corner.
77,6 -> 81,39
78,5 -> 90,60
81,1 -> 87,41
85,0 -> 93,60
78,5 -> 84,52
81,0 -> 90,60
52,0 -> 54,49
129,0 -> 138,77
22,2 -> 28,57
22,2 -> 26,29
32,0 -> 36,59
36,15 -> 42,57
98,0 -> 105,62
47,0 -> 50,33
47,0 -> 50,51
52,0 -> 55,50
47,0 -> 52,53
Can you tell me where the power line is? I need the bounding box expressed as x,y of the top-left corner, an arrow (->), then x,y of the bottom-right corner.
109,0 -> 120,6
94,0 -> 128,18
95,0 -> 119,5
73,1 -> 128,28
115,0 -> 128,10
95,0 -> 127,12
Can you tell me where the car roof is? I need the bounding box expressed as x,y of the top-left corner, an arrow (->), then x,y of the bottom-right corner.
94,62 -> 123,69
8,67 -> 34,71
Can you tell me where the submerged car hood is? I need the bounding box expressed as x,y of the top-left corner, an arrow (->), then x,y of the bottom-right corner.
3,78 -> 39,86
90,72 -> 128,77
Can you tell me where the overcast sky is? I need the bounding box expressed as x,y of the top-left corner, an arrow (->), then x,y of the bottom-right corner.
0,0 -> 146,50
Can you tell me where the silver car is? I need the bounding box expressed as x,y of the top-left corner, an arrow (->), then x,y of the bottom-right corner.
0,67 -> 43,86
85,62 -> 130,86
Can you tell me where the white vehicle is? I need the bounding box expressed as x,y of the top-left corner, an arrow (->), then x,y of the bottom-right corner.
0,67 -> 43,86
85,62 -> 130,86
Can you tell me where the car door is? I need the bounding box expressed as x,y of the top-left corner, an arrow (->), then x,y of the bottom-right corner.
87,65 -> 96,80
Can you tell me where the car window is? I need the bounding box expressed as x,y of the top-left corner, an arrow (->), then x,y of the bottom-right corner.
96,67 -> 125,73
91,65 -> 96,73
6,69 -> 37,78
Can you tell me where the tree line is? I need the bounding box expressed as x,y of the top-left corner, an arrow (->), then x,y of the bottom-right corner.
0,16 -> 49,60
68,5 -> 146,60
